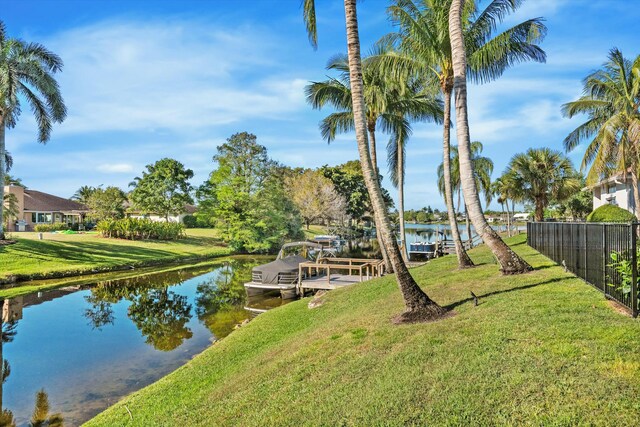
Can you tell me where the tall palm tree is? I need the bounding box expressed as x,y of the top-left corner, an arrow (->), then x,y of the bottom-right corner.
379,0 -> 545,270
0,21 -> 67,240
303,0 -> 446,321
71,185 -> 96,205
505,148 -> 581,222
307,56 -> 443,260
562,49 -> 640,217
449,0 -> 532,273
437,141 -> 493,241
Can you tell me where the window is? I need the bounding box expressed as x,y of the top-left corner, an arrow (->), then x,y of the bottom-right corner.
31,212 -> 53,223
607,184 -> 617,194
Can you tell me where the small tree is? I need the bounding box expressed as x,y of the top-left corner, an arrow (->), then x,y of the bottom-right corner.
87,187 -> 127,222
71,185 -> 97,205
287,169 -> 348,229
504,148 -> 582,221
129,158 -> 194,221
3,193 -> 19,231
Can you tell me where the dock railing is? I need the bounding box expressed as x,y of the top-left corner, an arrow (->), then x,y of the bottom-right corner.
298,257 -> 384,287
527,221 -> 638,316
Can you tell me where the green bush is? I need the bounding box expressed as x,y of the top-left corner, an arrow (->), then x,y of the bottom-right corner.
97,218 -> 186,240
34,223 -> 71,232
182,215 -> 197,228
586,204 -> 636,223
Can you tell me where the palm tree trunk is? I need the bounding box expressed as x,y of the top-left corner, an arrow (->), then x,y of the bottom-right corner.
504,200 -> 511,237
632,171 -> 640,220
343,0 -> 445,320
368,125 -> 393,272
534,199 -> 544,222
449,0 -> 531,274
368,122 -> 378,178
442,88 -> 473,267
465,203 -> 471,243
397,139 -> 408,260
0,119 -> 5,240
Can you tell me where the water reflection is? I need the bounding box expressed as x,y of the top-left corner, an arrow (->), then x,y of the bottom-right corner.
0,257 -> 286,426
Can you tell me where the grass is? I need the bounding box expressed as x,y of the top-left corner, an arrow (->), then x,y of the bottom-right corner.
302,224 -> 328,240
87,235 -> 640,426
0,228 -> 231,284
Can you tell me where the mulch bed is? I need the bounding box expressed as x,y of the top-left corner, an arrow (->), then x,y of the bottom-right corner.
0,240 -> 17,246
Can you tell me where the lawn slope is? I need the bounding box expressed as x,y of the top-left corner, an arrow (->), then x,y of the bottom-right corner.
87,235 -> 640,426
0,228 -> 231,283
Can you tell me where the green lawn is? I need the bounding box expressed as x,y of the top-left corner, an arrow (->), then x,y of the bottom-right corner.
302,224 -> 328,240
87,235 -> 640,426
0,228 -> 231,283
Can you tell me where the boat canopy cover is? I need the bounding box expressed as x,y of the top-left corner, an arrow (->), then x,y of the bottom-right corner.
252,254 -> 308,284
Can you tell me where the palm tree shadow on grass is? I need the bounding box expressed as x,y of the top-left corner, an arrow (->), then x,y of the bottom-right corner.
444,277 -> 568,311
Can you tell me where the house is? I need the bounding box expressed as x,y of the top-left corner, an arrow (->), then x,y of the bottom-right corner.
589,172 -> 635,214
126,204 -> 197,224
2,185 -> 89,232
513,213 -> 531,221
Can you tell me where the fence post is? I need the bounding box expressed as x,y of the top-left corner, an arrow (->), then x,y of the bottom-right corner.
583,223 -> 588,277
602,224 -> 607,295
631,222 -> 638,317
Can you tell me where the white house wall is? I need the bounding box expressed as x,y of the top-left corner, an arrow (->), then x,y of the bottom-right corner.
593,179 -> 636,213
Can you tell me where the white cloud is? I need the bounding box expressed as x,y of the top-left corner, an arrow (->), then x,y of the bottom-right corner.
37,19 -> 309,136
97,163 -> 135,173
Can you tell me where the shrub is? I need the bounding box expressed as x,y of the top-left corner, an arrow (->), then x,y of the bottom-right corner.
182,215 -> 197,228
97,218 -> 186,240
34,223 -> 70,232
586,204 -> 636,223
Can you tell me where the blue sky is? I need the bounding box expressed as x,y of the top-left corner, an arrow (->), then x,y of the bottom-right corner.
2,0 -> 639,210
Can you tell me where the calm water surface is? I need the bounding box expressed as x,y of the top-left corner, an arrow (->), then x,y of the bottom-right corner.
0,257 -> 283,426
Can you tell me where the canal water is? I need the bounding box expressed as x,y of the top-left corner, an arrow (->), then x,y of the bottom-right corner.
0,257 -> 282,426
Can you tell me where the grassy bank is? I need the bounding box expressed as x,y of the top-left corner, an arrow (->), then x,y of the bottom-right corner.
302,224 -> 328,240
88,235 -> 640,426
0,228 -> 231,284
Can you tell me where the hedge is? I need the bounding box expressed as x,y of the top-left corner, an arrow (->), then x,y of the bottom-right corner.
586,204 -> 637,223
34,223 -> 71,232
97,218 -> 186,240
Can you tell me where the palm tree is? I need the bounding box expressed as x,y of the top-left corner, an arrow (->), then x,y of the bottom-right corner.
379,0 -> 545,270
0,21 -> 67,240
303,0 -> 447,321
491,175 -> 516,235
437,141 -> 493,241
307,55 -> 443,260
71,186 -> 96,205
561,49 -> 640,217
29,389 -> 63,427
504,148 -> 581,222
3,193 -> 19,232
449,0 -> 532,273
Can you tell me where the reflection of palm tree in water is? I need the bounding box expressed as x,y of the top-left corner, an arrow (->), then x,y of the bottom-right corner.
0,300 -> 63,427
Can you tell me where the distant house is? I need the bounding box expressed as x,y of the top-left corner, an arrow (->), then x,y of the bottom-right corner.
513,213 -> 531,221
3,185 -> 89,232
126,204 -> 197,224
588,172 -> 635,214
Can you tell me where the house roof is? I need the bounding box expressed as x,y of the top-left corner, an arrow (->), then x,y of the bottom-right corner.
585,169 -> 633,190
23,190 -> 88,212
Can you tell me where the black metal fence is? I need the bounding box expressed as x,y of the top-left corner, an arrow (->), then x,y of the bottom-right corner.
527,221 -> 638,316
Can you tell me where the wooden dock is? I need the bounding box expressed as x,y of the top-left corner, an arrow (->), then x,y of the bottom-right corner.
297,257 -> 384,294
